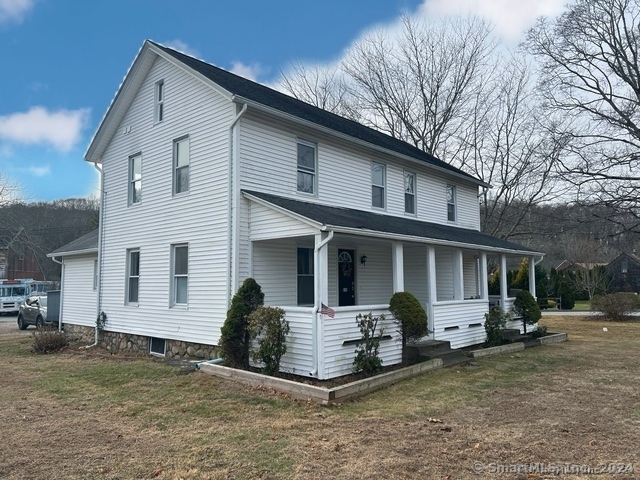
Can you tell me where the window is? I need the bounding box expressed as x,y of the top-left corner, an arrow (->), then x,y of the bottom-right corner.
446,185 -> 456,222
126,249 -> 140,304
129,154 -> 142,204
297,247 -> 314,305
173,137 -> 189,194
404,171 -> 416,214
621,259 -> 629,273
171,245 -> 188,306
371,162 -> 386,208
297,141 -> 316,194
155,80 -> 164,123
93,259 -> 98,291
149,337 -> 166,356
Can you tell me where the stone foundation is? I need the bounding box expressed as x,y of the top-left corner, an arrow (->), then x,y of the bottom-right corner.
62,324 -> 220,359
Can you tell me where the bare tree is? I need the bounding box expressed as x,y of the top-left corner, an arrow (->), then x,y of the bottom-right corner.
526,0 -> 640,236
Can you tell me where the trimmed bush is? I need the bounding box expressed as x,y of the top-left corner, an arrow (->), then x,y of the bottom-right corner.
484,307 -> 509,347
219,278 -> 264,368
389,291 -> 428,360
353,312 -> 384,375
591,293 -> 640,321
32,327 -> 69,354
513,290 -> 541,334
248,307 -> 290,376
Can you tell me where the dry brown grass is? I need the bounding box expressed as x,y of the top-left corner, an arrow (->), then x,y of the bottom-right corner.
1,316 -> 639,479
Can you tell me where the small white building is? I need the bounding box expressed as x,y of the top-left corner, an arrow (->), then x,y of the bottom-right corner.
50,40 -> 542,379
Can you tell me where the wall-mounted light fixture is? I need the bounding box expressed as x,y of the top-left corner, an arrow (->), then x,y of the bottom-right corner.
360,255 -> 367,266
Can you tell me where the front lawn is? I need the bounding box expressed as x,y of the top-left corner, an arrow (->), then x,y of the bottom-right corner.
1,317 -> 638,479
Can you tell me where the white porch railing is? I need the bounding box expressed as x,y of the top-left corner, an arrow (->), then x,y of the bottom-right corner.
279,307 -> 314,376
321,305 -> 402,379
432,300 -> 488,348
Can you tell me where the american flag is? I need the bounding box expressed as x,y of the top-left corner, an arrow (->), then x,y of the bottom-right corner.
320,303 -> 335,318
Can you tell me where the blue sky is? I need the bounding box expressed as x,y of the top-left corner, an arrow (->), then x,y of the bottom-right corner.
0,0 -> 566,202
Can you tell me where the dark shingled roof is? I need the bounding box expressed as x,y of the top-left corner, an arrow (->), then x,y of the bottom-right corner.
150,41 -> 482,185
48,230 -> 98,257
243,190 -> 541,255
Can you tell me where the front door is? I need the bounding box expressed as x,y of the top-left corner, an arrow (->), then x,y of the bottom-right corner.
338,249 -> 356,306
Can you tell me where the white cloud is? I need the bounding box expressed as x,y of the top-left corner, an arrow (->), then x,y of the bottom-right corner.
27,165 -> 51,177
0,107 -> 89,152
164,39 -> 200,58
230,61 -> 267,82
0,0 -> 34,24
418,0 -> 567,41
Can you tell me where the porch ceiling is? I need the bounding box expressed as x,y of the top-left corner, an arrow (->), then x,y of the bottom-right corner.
242,190 -> 543,257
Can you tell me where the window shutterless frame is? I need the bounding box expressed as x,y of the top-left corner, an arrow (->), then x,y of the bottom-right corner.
404,170 -> 416,215
446,185 -> 456,222
296,140 -> 317,195
171,244 -> 188,307
129,153 -> 142,205
173,136 -> 190,195
371,161 -> 386,209
125,249 -> 140,305
154,80 -> 164,123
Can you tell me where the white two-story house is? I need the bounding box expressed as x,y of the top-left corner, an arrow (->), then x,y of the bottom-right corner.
49,40 -> 543,379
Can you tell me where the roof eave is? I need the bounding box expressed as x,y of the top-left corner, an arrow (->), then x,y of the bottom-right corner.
232,95 -> 491,189
47,248 -> 98,258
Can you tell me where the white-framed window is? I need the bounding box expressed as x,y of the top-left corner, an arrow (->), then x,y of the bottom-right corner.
173,137 -> 189,195
404,171 -> 416,215
93,259 -> 98,291
129,154 -> 142,205
297,247 -> 314,306
297,140 -> 317,194
446,185 -> 456,222
154,80 -> 164,123
126,249 -> 140,305
171,244 -> 188,306
149,337 -> 166,356
371,162 -> 386,209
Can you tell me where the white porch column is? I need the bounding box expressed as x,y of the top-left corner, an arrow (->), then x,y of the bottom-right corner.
479,252 -> 488,301
529,256 -> 537,299
453,249 -> 464,301
426,246 -> 437,336
314,232 -> 330,379
500,254 -> 508,313
392,241 -> 404,292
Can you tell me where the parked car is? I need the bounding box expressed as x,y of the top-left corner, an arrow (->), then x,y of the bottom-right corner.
17,295 -> 55,329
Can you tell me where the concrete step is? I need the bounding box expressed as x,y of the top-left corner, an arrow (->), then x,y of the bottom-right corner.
406,340 -> 452,362
501,329 -> 522,340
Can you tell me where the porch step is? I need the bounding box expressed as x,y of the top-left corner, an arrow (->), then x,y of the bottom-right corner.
406,340 -> 472,367
501,329 -> 522,340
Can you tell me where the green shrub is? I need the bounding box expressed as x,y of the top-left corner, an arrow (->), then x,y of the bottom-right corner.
591,293 -> 640,321
219,278 -> 264,369
530,324 -> 548,338
484,308 -> 509,347
353,312 -> 384,376
559,291 -> 575,310
513,290 -> 541,334
32,327 -> 69,354
248,307 -> 290,376
389,292 -> 428,360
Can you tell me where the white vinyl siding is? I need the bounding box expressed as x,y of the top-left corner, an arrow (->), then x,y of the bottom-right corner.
60,255 -> 98,327
252,239 -> 298,306
248,202 -> 317,241
433,301 -> 487,348
463,252 -> 479,299
403,245 -> 427,307
98,55 -> 232,346
435,248 -> 454,301
129,154 -> 142,204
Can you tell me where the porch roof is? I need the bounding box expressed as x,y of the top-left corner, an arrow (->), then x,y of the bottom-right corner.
47,229 -> 98,258
243,190 -> 543,256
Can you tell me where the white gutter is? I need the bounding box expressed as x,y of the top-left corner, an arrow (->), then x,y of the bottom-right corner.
226,103 -> 248,307
49,256 -> 64,332
231,95 -> 491,189
88,162 -> 106,348
309,230 -> 334,377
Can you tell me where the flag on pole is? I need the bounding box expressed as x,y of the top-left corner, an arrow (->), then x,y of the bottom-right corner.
320,303 -> 335,318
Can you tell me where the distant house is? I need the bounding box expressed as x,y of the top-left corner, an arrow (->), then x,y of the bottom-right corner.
555,260 -> 607,273
0,230 -> 45,281
49,40 -> 544,379
606,252 -> 640,293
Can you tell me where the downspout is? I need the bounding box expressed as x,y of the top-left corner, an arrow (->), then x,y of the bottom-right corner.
50,256 -> 64,332
309,230 -> 334,377
87,161 -> 106,348
226,103 -> 248,307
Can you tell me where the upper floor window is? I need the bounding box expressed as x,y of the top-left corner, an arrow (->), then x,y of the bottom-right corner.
155,80 -> 164,123
171,244 -> 188,306
621,259 -> 629,273
404,171 -> 416,214
371,162 -> 386,209
129,154 -> 142,205
297,247 -> 314,305
173,137 -> 189,194
446,185 -> 456,222
126,249 -> 140,304
297,140 -> 316,194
